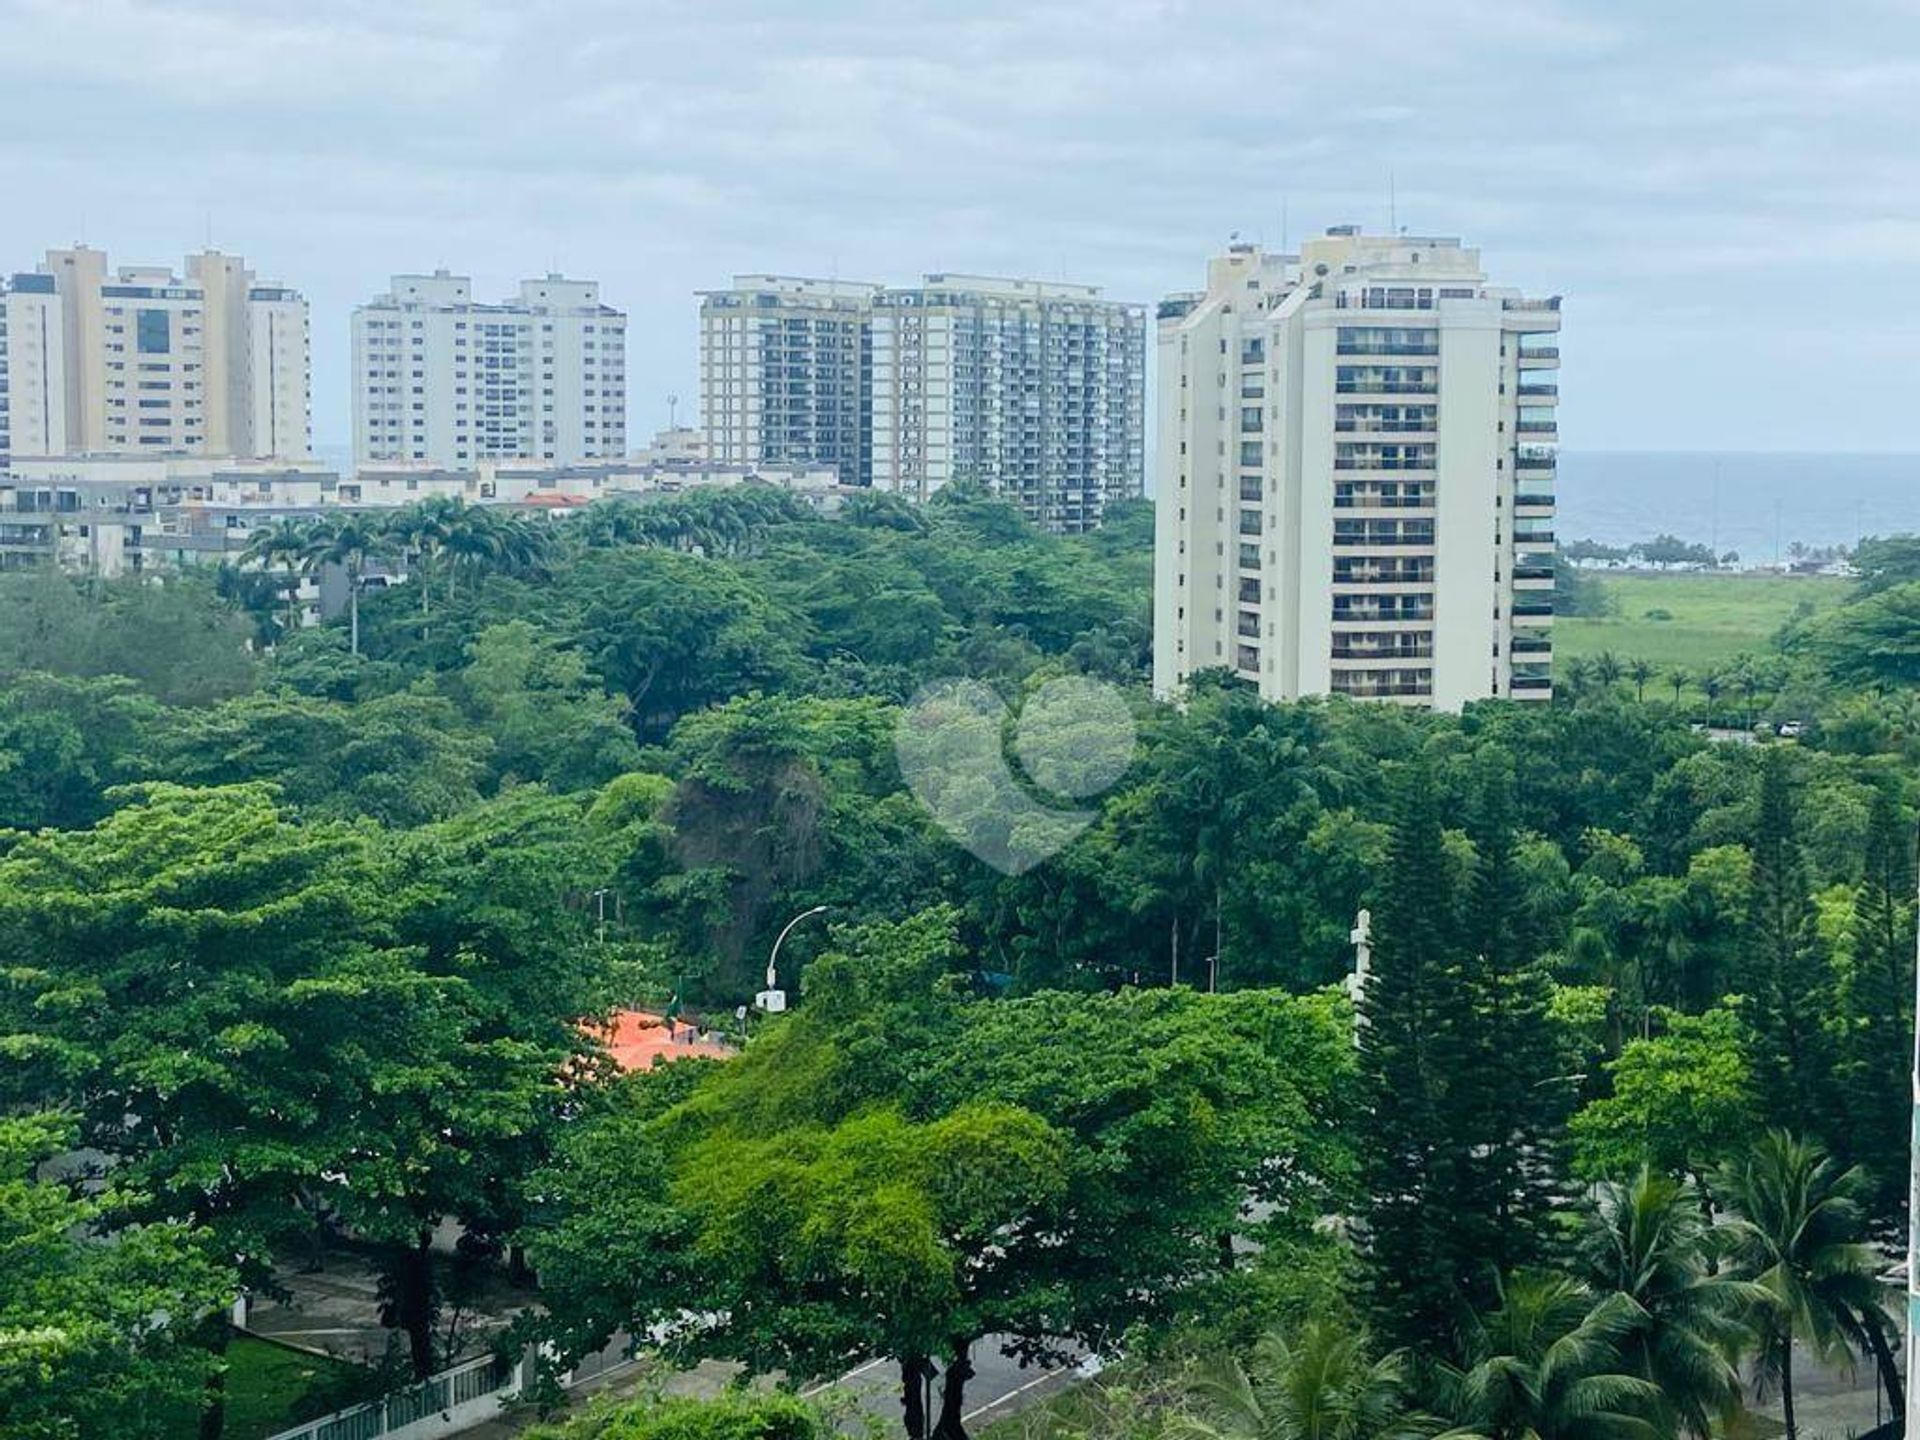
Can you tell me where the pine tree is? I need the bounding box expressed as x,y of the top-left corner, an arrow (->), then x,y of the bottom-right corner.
1458,754 -> 1569,1277
1836,782 -> 1913,1225
1359,760 -> 1481,1346
1741,752 -> 1834,1138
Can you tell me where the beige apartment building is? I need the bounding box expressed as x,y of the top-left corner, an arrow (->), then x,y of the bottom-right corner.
0,246 -> 309,464
1153,229 -> 1560,710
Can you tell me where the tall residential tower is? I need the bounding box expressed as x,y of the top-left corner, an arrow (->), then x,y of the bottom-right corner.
699,272 -> 1146,532
0,246 -> 310,463
1153,230 -> 1560,710
352,271 -> 627,468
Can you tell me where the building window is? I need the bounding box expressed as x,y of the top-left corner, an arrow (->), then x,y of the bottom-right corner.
136,310 -> 171,354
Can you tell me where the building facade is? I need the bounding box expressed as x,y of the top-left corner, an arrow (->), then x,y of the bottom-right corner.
0,247 -> 309,464
699,272 -> 1146,532
0,453 -> 845,578
0,272 -> 67,464
869,275 -> 1144,532
352,271 -> 627,468
699,276 -> 878,485
1153,230 -> 1559,710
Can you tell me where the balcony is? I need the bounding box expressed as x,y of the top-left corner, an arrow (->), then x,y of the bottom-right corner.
1336,380 -> 1438,396
1517,384 -> 1559,399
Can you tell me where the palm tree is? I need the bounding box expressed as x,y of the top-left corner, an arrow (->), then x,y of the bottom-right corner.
1593,651 -> 1624,691
1437,1270 -> 1660,1440
1626,659 -> 1655,704
1734,665 -> 1762,731
1169,1319 -> 1429,1440
1576,1169 -> 1768,1438
1716,1131 -> 1901,1439
1699,672 -> 1724,728
301,513 -> 390,657
385,496 -> 457,617
240,516 -> 316,640
1666,669 -> 1692,709
1563,656 -> 1593,701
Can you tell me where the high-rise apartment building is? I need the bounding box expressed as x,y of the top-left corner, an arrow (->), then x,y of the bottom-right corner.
352,271 -> 627,468
0,273 -> 67,464
699,272 -> 1146,532
699,276 -> 878,485
0,247 -> 309,464
870,276 -> 1145,532
1153,230 -> 1560,710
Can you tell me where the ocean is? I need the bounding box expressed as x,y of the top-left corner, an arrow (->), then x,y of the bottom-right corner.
1557,451 -> 1920,558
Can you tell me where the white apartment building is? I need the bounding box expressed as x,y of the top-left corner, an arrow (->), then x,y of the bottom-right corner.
0,272 -> 67,463
700,272 -> 1147,532
869,275 -> 1145,533
353,271 -> 627,468
0,247 -> 309,463
700,276 -> 878,484
1153,229 -> 1560,710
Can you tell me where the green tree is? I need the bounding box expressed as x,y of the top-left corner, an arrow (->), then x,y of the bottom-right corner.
0,784 -> 581,1397
1739,754 -> 1833,1136
240,515 -> 317,638
1717,1131 -> 1901,1438
0,1112 -> 236,1440
302,512 -> 391,656
1437,1271 -> 1660,1440
1358,762 -> 1489,1344
530,910 -> 1354,1440
521,1392 -> 827,1439
1832,782 -> 1914,1223
453,620 -> 642,790
1575,1170 -> 1766,1438
1570,1008 -> 1758,1192
1168,1320 -> 1428,1440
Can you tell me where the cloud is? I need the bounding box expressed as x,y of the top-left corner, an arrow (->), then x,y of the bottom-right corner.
1,0 -> 1916,451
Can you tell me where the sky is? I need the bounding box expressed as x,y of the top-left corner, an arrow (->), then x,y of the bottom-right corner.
6,0 -> 1920,457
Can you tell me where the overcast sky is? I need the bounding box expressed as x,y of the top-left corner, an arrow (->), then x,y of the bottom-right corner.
6,0 -> 1918,455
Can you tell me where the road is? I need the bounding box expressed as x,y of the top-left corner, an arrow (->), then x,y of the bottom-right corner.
803,1337 -> 1085,1434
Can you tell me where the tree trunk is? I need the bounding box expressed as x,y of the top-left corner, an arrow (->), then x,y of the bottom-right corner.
507,1242 -> 534,1288
391,1232 -> 437,1379
349,578 -> 361,657
196,1312 -> 232,1440
1780,1334 -> 1797,1440
931,1339 -> 975,1440
900,1355 -> 931,1440
1863,1313 -> 1903,1419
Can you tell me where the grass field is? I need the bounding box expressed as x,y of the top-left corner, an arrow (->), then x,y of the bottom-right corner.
161,1334 -> 376,1440
1554,571 -> 1850,677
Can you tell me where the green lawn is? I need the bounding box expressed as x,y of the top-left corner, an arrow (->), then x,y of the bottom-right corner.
162,1334 -> 377,1440
1555,571 -> 1850,678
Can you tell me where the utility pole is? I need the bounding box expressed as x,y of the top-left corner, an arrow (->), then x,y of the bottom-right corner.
591,888 -> 609,945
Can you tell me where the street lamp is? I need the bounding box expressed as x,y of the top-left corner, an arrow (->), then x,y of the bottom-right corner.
756,905 -> 828,1014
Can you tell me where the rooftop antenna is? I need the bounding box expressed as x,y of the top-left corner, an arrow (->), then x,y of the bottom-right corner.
668,393 -> 680,429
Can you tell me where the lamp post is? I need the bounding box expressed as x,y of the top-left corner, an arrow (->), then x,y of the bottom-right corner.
757,905 -> 828,1014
